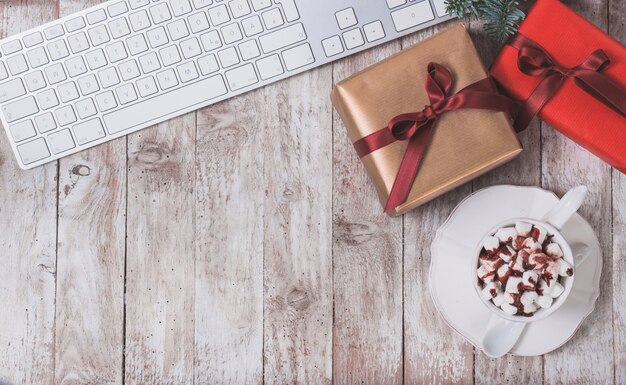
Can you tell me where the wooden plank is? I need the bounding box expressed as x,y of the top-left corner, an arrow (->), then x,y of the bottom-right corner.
542,1 -> 614,383
0,2 -> 58,384
468,15 -> 544,383
124,115 -> 196,384
400,23 -> 475,385
332,42 -> 403,385
610,2 -> 626,383
261,67 -> 333,383
53,0 -> 125,384
193,92 -> 264,384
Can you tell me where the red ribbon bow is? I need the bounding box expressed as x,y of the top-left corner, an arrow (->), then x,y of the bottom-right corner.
353,63 -> 515,213
509,33 -> 626,131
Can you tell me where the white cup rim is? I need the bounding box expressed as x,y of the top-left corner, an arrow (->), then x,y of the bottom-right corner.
471,218 -> 576,323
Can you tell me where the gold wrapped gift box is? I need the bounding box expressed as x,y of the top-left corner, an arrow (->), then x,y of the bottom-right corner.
331,23 -> 523,216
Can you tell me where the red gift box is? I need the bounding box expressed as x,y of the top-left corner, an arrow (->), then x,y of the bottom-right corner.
490,0 -> 626,173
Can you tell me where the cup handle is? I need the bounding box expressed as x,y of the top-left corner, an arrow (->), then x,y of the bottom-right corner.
481,314 -> 526,358
542,186 -> 588,230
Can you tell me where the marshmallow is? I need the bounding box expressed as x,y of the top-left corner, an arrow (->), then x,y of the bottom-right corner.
511,255 -> 525,273
483,236 -> 500,255
557,258 -> 574,277
497,245 -> 516,263
503,292 -> 517,304
495,227 -> 518,243
531,224 -> 548,244
501,302 -> 519,315
523,302 -> 538,314
520,290 -> 538,306
536,294 -> 553,309
529,253 -> 549,270
538,279 -> 553,295
496,263 -> 511,280
481,282 -> 500,300
545,243 -> 564,259
515,221 -> 533,237
544,261 -> 560,280
522,237 -> 543,254
505,276 -> 522,293
480,253 -> 503,270
512,236 -> 526,251
522,270 -> 539,290
549,282 -> 565,298
477,265 -> 496,283
493,292 -> 506,307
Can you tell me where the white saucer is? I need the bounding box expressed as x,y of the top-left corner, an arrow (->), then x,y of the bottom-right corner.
429,185 -> 602,356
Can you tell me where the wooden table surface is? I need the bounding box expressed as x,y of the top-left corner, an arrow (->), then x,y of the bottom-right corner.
1,1 -> 624,384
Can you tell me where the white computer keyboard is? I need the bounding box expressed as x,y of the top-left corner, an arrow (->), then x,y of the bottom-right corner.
0,0 -> 452,169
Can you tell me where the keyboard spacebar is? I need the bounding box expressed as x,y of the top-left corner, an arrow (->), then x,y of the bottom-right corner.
103,74 -> 227,134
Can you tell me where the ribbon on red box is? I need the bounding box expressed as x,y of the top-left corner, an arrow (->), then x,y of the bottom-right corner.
508,33 -> 626,131
353,63 -> 515,213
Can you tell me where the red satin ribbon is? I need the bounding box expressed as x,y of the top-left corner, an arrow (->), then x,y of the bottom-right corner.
508,33 -> 626,131
353,63 -> 515,213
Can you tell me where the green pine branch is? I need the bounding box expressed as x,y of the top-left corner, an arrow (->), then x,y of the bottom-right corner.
445,0 -> 527,43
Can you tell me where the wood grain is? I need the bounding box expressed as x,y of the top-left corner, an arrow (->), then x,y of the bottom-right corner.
261,67 -> 334,384
193,92 -> 264,384
0,2 -> 57,385
332,42 -> 404,385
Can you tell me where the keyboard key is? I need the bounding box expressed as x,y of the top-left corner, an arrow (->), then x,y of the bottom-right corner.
2,40 -> 22,55
170,0 -> 193,16
88,25 -> 111,46
250,0 -> 271,11
118,59 -> 141,81
229,0 -> 251,18
0,78 -> 26,103
343,28 -> 365,50
109,18 -> 131,39
65,17 -> 86,32
129,10 -> 152,32
167,19 -> 190,41
75,98 -> 98,119
47,40 -> 70,61
37,89 -> 59,110
129,0 -> 150,10
34,112 -> 57,133
127,34 -> 149,55
180,37 -> 202,59
73,118 -> 106,145
262,8 -> 284,30
239,40 -> 260,60
177,61 -> 199,83
282,43 -> 314,71
105,41 -> 128,63
24,71 -> 47,92
136,76 -> 158,97
221,23 -> 243,44
200,30 -> 222,51
156,68 -> 179,90
103,74 -> 227,134
275,0 -> 299,22
57,82 -> 80,103
335,8 -> 357,30
259,23 -> 306,53
23,32 -> 44,48
86,9 -> 108,25
0,63 -> 7,81
116,83 -> 138,104
108,2 -> 129,17
208,4 -> 231,26
67,32 -> 91,54
44,63 -> 67,84
391,2 -> 435,32
17,138 -> 50,165
363,21 -> 386,42
218,46 -> 239,68
256,54 -> 283,80
55,105 -> 77,126
226,63 -> 257,90
188,12 -> 210,33
242,15 -> 263,36
197,54 -> 219,75
149,3 -> 173,24
192,0 -> 213,9
139,52 -> 161,73
322,35 -> 343,57
3,96 -> 39,123
98,67 -> 121,88
48,129 -> 76,154
26,47 -> 49,68
95,90 -> 118,111
77,74 -> 100,95
44,24 -> 65,40
7,54 -> 29,75
85,49 -> 109,70
432,0 -> 449,16
147,26 -> 170,48
9,120 -> 36,142
386,0 -> 406,8
159,45 -> 182,66
65,56 -> 88,77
